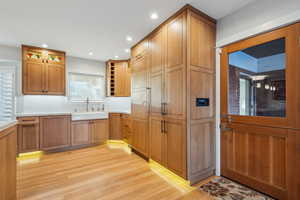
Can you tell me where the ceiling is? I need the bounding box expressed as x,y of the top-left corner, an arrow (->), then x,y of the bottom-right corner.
0,0 -> 256,61
242,38 -> 285,58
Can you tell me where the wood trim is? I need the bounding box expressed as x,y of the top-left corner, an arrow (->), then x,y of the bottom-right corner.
131,4 -> 216,50
22,44 -> 66,55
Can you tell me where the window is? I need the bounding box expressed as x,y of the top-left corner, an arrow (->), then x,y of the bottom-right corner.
0,68 -> 15,121
228,38 -> 286,117
69,73 -> 105,102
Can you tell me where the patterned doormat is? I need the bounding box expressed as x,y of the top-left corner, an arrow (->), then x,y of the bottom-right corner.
199,177 -> 275,200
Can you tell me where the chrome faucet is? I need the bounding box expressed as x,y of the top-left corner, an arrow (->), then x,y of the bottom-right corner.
86,97 -> 89,112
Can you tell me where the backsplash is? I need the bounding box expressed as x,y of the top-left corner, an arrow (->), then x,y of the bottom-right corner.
16,96 -> 131,114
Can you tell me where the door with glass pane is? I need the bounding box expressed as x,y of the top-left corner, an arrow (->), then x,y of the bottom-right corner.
221,23 -> 299,200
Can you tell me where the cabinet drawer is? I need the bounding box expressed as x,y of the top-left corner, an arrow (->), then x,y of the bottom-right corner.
18,117 -> 39,125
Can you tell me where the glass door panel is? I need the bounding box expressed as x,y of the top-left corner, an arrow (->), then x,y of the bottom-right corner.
228,38 -> 286,118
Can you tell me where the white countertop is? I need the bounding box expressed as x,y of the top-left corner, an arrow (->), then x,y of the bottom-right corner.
16,112 -> 72,117
0,120 -> 18,132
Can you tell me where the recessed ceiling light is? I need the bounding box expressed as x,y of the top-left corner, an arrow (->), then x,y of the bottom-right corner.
150,12 -> 158,20
89,52 -> 93,56
42,44 -> 48,48
125,49 -> 130,53
115,55 -> 119,59
126,36 -> 133,42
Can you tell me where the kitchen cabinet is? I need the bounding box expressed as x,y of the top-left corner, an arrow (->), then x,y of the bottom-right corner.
40,115 -> 71,151
71,120 -> 90,146
0,125 -> 17,200
90,119 -> 109,144
17,117 -> 40,153
71,119 -> 108,146
22,45 -> 66,95
131,5 -> 216,182
109,113 -> 122,140
131,39 -> 150,157
106,60 -> 131,97
121,114 -> 132,144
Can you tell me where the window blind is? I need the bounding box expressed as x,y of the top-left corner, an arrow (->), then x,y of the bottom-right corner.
0,69 -> 15,121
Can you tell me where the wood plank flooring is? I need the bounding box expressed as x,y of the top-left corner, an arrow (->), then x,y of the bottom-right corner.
17,145 -> 213,200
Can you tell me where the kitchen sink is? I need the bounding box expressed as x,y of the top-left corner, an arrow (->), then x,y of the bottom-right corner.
71,112 -> 108,121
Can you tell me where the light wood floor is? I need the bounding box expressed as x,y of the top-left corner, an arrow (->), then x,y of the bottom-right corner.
17,145 -> 214,200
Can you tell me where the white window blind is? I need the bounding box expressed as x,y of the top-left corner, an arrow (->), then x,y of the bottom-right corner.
0,69 -> 15,121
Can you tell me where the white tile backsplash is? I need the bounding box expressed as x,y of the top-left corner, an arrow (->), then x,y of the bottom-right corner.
16,95 -> 131,114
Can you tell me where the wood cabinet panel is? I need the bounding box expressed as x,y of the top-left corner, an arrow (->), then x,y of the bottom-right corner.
165,13 -> 186,119
17,117 -> 39,153
149,117 -> 164,164
91,119 -> 108,144
0,126 -> 17,200
121,114 -> 132,143
132,39 -> 148,60
190,120 -> 215,179
190,70 -> 214,120
165,118 -> 186,178
45,64 -> 65,95
23,62 -> 44,94
132,118 -> 149,157
109,113 -> 122,140
190,12 -> 215,70
40,115 -> 71,151
71,121 -> 90,146
221,123 -> 290,199
131,55 -> 148,90
150,29 -> 164,116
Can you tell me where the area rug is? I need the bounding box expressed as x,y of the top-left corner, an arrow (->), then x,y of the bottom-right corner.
199,177 -> 275,200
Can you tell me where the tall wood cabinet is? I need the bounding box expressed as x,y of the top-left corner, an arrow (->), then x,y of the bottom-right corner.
131,5 -> 216,182
22,45 -> 66,95
106,60 -> 131,97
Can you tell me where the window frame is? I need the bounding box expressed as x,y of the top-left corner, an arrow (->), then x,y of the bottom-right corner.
68,72 -> 105,103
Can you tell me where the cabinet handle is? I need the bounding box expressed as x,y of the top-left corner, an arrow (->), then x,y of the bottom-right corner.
164,120 -> 167,133
162,103 -> 167,115
161,120 -> 164,133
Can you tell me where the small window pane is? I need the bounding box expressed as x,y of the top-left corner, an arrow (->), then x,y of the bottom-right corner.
69,73 -> 104,101
228,38 -> 286,117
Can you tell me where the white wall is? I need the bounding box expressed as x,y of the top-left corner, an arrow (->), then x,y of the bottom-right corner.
0,44 -> 131,114
215,0 -> 300,176
217,0 -> 300,47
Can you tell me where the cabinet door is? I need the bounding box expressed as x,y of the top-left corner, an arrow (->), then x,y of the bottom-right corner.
0,126 -> 17,200
165,13 -> 186,119
150,29 -> 165,116
132,118 -> 149,157
109,113 -> 122,140
23,61 -> 45,94
71,120 -> 90,146
165,118 -> 186,178
92,119 -> 108,144
40,115 -> 71,151
17,117 -> 40,153
149,117 -> 164,164
45,63 -> 65,95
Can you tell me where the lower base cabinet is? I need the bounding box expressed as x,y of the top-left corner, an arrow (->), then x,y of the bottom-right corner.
132,118 -> 149,157
71,119 -> 108,146
40,115 -> 71,151
90,120 -> 109,144
149,117 -> 187,178
17,117 -> 40,153
0,125 -> 17,200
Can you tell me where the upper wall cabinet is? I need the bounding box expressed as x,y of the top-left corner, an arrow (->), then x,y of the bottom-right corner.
106,60 -> 131,97
22,45 -> 66,95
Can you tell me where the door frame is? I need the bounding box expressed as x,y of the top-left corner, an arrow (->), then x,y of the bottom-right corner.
220,23 -> 297,128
